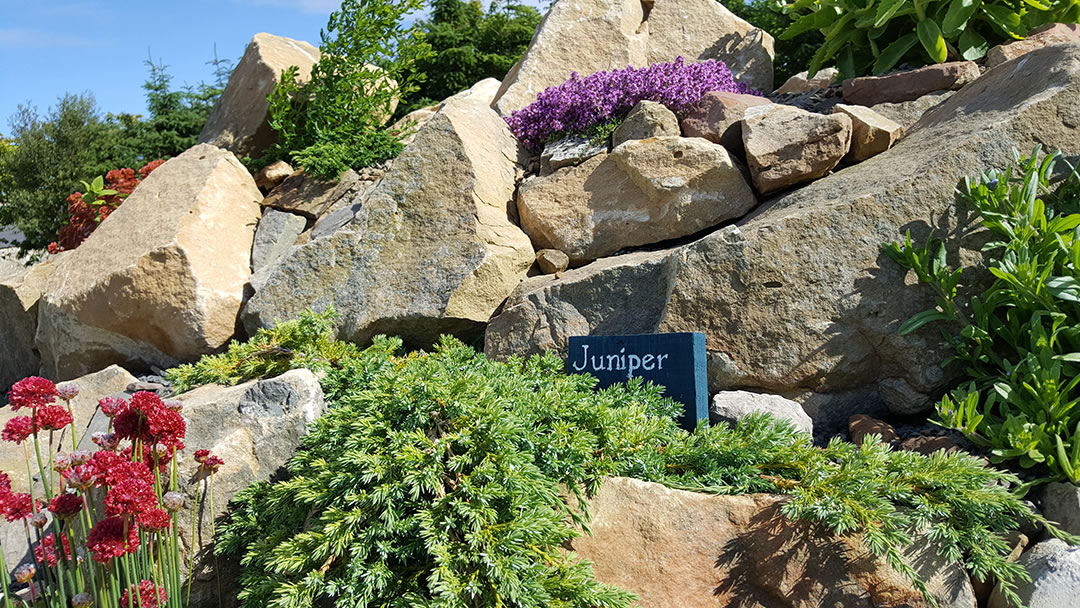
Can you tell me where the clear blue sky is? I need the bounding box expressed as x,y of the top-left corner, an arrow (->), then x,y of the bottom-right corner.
0,0 -> 347,131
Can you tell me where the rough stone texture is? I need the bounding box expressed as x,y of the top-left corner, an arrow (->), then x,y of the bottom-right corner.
611,100 -> 680,147
569,477 -> 976,608
742,104 -> 851,194
710,390 -> 812,434
486,44 -> 1080,418
833,103 -> 904,161
870,91 -> 955,131
261,168 -> 363,220
0,257 -> 61,391
849,415 -> 899,445
36,144 -> 262,379
392,78 -> 503,146
1041,482 -> 1080,536
536,249 -> 570,274
540,136 -> 609,176
987,23 -> 1080,68
900,435 -> 961,455
989,539 -> 1080,608
775,67 -> 839,94
254,160 -> 294,192
242,98 -> 534,348
679,90 -> 772,154
491,0 -> 773,115
198,33 -> 321,159
251,209 -> 307,273
842,61 -> 980,106
518,136 -> 757,264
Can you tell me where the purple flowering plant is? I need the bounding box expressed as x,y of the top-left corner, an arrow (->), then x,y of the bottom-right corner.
504,57 -> 759,151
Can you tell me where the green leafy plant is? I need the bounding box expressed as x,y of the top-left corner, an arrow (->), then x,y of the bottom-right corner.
779,0 -> 1080,78
261,0 -> 434,180
197,319 -> 1074,608
721,0 -> 824,85
884,147 -> 1080,484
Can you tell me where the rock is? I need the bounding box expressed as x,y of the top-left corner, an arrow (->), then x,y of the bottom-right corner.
611,101 -> 680,147
870,91 -> 955,131
198,33 -> 321,159
775,67 -> 839,94
261,168 -> 364,220
1041,482 -> 1080,536
989,539 -> 1080,608
540,135 -> 609,176
842,62 -> 980,106
36,144 -> 262,379
900,435 -> 961,455
536,249 -> 570,274
308,199 -> 366,241
832,103 -> 904,162
741,104 -> 851,194
392,78 -> 504,146
679,90 -> 772,154
710,390 -> 812,434
518,136 -> 757,264
973,532 -> 1028,606
849,415 -> 899,446
569,477 -> 975,608
0,258 -> 61,392
987,23 -> 1080,68
254,160 -> 294,192
878,375 -> 935,415
242,98 -> 534,348
252,209 -> 308,274
491,0 -> 773,115
485,44 -> 1080,412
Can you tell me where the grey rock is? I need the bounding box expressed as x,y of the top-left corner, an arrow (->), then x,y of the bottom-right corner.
310,200 -> 365,240
611,101 -> 680,147
870,91 -> 955,131
252,209 -> 307,273
710,390 -> 813,434
0,256 -> 61,391
1041,482 -> 1080,536
540,136 -> 608,176
989,539 -> 1080,608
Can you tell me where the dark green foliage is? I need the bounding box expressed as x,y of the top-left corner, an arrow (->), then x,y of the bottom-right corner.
201,317 -> 1073,608
397,0 -> 542,116
721,0 -> 822,85
885,148 -> 1080,488
261,0 -> 433,180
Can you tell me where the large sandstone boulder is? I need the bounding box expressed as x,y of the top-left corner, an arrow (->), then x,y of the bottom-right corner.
242,98 -> 534,347
486,43 -> 1080,421
199,33 -> 321,159
0,257 -> 61,391
569,477 -> 975,608
517,137 -> 757,264
36,144 -> 262,379
491,0 -> 773,115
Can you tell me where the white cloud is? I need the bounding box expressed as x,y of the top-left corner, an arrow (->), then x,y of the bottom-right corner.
0,28 -> 93,48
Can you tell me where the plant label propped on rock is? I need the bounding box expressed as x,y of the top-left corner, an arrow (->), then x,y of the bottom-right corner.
567,333 -> 707,431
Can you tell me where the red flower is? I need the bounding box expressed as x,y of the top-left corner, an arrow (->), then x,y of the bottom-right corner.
34,533 -> 72,567
2,416 -> 34,443
120,580 -> 166,608
98,396 -> 126,418
113,391 -> 185,448
139,159 -> 165,179
35,405 -> 73,431
202,454 -> 224,473
104,477 -> 157,517
86,516 -> 139,564
8,376 -> 57,411
3,492 -> 34,522
0,471 -> 10,494
48,493 -> 84,520
136,507 -> 170,533
193,449 -> 209,463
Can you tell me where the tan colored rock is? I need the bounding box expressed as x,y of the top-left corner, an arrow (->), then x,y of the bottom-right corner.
199,33 -> 321,159
536,249 -> 569,274
36,144 -> 262,379
833,103 -> 904,161
742,104 -> 851,194
900,435 -> 961,455
870,91 -> 955,131
775,67 -> 839,94
611,101 -> 679,147
261,168 -> 363,219
849,415 -> 899,445
391,78 -> 504,147
242,97 -> 534,347
517,136 -> 757,264
987,23 -> 1080,68
680,90 -> 771,153
569,477 -> 976,608
0,257 -> 62,391
842,61 -> 980,106
254,160 -> 294,192
491,0 -> 773,115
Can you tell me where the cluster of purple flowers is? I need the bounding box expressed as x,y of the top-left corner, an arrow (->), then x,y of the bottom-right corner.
505,57 -> 759,151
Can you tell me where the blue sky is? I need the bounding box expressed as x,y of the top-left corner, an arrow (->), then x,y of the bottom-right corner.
0,0 -> 348,131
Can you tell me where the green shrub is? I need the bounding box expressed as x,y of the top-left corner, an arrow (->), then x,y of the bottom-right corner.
722,0 -> 823,85
198,317 -> 1073,608
261,0 -> 433,180
779,0 -> 1080,79
884,148 -> 1080,485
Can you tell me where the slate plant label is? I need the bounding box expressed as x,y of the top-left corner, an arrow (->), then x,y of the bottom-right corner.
567,332 -> 708,431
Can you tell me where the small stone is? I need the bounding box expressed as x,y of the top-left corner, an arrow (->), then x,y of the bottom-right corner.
849,414 -> 898,446
611,101 -> 680,147
987,23 -> 1080,68
127,381 -> 166,393
832,103 -> 904,161
972,532 -> 1028,606
252,210 -> 307,273
254,160 -> 294,192
710,390 -> 812,434
900,435 -> 960,456
536,249 -> 570,274
261,169 -> 363,220
540,136 -> 608,176
679,91 -> 771,155
841,62 -> 980,106
741,104 -> 851,194
774,67 -> 839,95
989,539 -> 1080,608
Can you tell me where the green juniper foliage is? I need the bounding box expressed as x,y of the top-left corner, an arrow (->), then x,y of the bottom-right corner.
196,320 -> 1073,608
884,148 -> 1080,486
